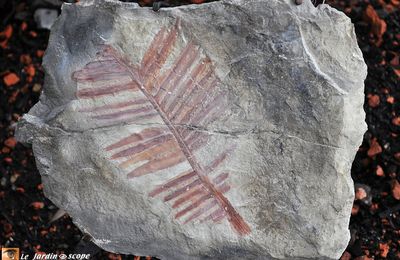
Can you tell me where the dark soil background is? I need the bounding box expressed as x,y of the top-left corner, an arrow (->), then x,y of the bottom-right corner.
0,0 -> 399,259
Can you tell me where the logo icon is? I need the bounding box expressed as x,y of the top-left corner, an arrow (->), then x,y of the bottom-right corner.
1,248 -> 19,260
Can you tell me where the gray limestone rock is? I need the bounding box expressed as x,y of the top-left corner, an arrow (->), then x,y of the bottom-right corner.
16,0 -> 367,259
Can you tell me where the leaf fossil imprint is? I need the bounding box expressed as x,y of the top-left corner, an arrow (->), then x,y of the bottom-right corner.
72,20 -> 251,236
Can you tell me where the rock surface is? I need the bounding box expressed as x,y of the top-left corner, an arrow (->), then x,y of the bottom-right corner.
16,0 -> 367,259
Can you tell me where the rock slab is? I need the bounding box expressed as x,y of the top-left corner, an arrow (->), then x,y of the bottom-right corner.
16,0 -> 367,259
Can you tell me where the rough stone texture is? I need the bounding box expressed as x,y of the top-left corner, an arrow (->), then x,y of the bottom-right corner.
16,0 -> 367,259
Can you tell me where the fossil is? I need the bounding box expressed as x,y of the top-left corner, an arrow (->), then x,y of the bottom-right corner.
72,20 -> 251,236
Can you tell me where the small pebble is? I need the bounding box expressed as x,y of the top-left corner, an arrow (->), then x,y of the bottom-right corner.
4,137 -> 17,149
351,204 -> 360,215
355,187 -> 367,200
31,201 -> 45,210
391,180 -> 400,200
354,184 -> 372,205
33,83 -> 42,92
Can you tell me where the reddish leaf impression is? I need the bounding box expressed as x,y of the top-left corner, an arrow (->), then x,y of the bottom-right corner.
72,20 -> 251,236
